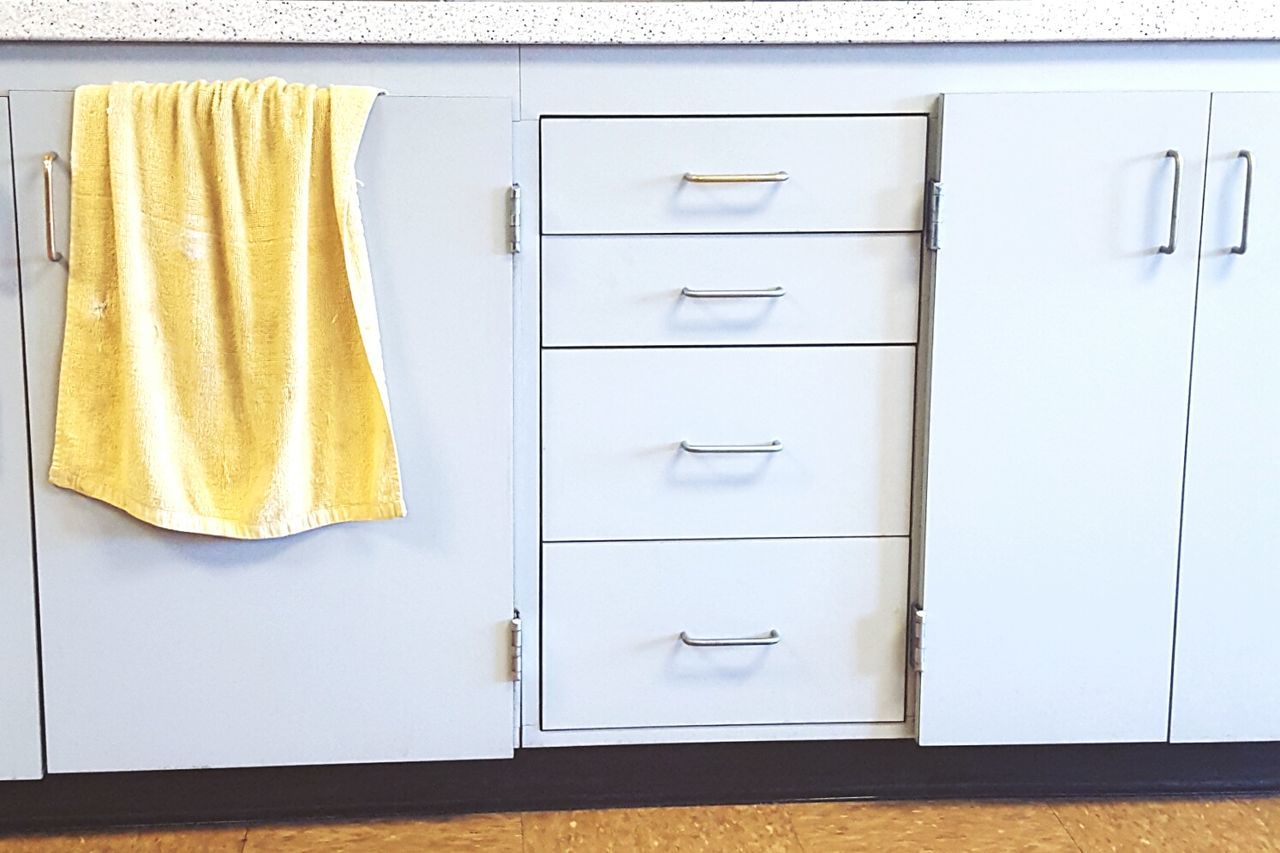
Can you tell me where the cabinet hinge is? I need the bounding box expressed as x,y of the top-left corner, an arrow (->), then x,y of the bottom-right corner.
507,184 -> 522,255
910,607 -> 925,673
925,181 -> 942,251
509,613 -> 523,682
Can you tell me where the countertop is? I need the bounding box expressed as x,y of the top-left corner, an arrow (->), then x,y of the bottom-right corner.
2,0 -> 1277,46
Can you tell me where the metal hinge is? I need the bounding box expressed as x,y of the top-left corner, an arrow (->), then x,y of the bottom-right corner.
925,181 -> 942,251
910,607 -> 925,672
507,184 -> 522,255
509,613 -> 523,681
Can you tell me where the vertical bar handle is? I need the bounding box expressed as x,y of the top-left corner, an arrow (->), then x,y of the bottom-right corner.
42,152 -> 63,263
1159,149 -> 1182,255
1232,149 -> 1254,256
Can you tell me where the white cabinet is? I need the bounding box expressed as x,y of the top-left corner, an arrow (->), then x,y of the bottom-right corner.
919,89 -> 1280,746
917,92 -> 1209,745
7,61 -> 1275,768
11,91 -> 517,771
0,99 -> 42,781
1172,93 -> 1280,742
536,113 -> 923,744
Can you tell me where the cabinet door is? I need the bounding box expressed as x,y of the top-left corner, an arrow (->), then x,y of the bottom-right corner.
918,93 -> 1208,745
11,91 -> 516,772
1172,93 -> 1280,742
0,99 -> 42,781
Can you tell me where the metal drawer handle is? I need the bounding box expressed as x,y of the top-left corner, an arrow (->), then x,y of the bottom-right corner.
680,440 -> 782,454
680,629 -> 780,648
683,171 -> 789,184
681,286 -> 786,299
42,152 -> 63,263
1232,149 -> 1254,256
1159,149 -> 1182,255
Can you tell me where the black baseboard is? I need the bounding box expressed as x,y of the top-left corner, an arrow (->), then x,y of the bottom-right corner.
2,739 -> 1280,834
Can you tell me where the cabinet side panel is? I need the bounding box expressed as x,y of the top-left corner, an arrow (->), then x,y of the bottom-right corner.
0,98 -> 43,781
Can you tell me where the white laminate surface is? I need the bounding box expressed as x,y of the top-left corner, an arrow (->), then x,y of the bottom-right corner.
16,92 -> 519,772
1172,92 -> 1280,744
917,91 -> 1206,746
1,1 -> 1277,46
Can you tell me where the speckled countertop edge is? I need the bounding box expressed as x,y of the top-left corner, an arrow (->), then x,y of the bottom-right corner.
1,0 -> 1278,45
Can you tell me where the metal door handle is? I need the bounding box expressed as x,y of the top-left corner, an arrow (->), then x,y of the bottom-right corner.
42,152 -> 63,263
679,629 -> 780,647
1232,149 -> 1254,255
683,171 -> 789,184
680,286 -> 786,299
1159,149 -> 1182,255
680,440 -> 782,454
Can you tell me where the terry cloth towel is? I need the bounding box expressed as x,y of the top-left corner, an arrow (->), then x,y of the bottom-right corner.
51,78 -> 405,539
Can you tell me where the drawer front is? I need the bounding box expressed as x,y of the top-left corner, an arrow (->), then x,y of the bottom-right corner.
541,116 -> 927,235
542,234 -> 920,347
542,347 -> 915,541
542,537 -> 909,730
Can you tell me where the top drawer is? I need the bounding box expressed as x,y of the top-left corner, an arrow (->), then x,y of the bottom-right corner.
541,116 -> 927,235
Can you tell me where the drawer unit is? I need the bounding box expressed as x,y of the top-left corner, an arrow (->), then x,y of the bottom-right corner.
541,233 -> 921,347
541,116 -> 927,235
541,537 -> 909,730
535,111 -> 926,744
541,346 -> 915,542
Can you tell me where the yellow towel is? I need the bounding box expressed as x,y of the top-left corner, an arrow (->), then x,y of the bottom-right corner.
52,78 -> 405,539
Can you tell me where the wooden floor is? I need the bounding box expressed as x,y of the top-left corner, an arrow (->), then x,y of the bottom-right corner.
2,798 -> 1278,851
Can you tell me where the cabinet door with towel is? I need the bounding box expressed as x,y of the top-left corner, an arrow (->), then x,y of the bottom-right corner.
916,92 -> 1208,745
11,91 -> 516,772
1172,92 -> 1280,742
0,99 -> 42,781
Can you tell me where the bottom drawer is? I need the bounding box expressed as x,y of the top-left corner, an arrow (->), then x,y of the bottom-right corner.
542,537 -> 908,731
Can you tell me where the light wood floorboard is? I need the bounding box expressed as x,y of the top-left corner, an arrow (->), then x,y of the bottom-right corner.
1053,798 -> 1280,852
1,798 -> 1278,851
523,804 -> 803,852
240,814 -> 521,853
787,801 -> 1079,852
0,825 -> 247,852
